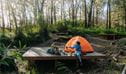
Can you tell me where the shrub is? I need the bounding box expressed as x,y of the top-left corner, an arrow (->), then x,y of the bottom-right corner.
0,35 -> 12,46
0,44 -> 17,72
104,29 -> 117,34
13,31 -> 28,47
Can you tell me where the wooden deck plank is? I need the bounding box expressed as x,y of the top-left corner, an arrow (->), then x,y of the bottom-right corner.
23,47 -> 106,60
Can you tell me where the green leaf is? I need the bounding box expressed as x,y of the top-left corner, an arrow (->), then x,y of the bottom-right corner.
0,60 -> 9,66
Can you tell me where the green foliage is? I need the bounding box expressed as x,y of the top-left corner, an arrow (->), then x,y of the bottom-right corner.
67,26 -> 102,36
0,59 -> 9,66
21,23 -> 50,45
47,19 -> 126,36
13,31 -> 28,47
31,66 -> 38,74
48,20 -> 126,36
7,40 -> 26,62
12,41 -> 26,58
48,20 -> 84,33
55,61 -> 72,74
0,45 -> 11,67
37,14 -> 44,26
0,35 -> 12,46
17,40 -> 26,50
23,25 -> 40,34
0,44 -> 17,72
39,27 -> 50,42
10,50 -> 22,60
13,25 -> 50,47
104,29 -> 117,34
0,39 -> 27,72
27,30 -> 50,45
48,20 -> 68,33
0,22 -> 50,47
1,20 -> 125,48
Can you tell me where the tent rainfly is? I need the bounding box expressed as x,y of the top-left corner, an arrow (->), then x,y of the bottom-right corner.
64,36 -> 94,53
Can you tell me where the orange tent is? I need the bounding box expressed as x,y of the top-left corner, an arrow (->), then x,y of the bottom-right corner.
64,36 -> 94,53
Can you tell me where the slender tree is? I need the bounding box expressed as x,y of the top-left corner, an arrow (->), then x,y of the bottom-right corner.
92,4 -> 95,27
84,0 -> 87,27
106,0 -> 109,29
88,0 -> 94,27
108,0 -> 111,29
50,0 -> 53,24
71,0 -> 75,25
54,3 -> 57,23
106,0 -> 111,29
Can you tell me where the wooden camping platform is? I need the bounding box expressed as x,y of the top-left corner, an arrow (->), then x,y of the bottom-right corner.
23,47 -> 106,60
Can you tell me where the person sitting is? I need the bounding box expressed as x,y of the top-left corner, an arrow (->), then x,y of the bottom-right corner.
66,41 -> 83,66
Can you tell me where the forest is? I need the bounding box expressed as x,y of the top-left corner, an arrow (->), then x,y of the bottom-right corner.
0,0 -> 126,74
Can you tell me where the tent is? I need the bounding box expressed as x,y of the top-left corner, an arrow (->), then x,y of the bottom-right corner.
64,36 -> 94,53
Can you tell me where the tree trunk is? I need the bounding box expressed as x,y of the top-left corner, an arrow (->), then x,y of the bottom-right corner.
75,0 -> 78,23
54,5 -> 57,23
69,7 -> 71,19
80,6 -> 82,20
108,0 -> 111,29
88,0 -> 94,27
84,0 -> 87,27
34,0 -> 39,24
40,0 -> 45,25
51,0 -> 53,24
62,0 -> 66,21
72,0 -> 75,25
46,7 -> 50,24
106,1 -> 109,29
22,0 -> 27,25
75,0 -> 79,25
92,5 -> 95,27
96,8 -> 99,25
61,0 -> 63,20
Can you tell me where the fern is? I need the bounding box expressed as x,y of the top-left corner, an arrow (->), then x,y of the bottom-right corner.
0,40 -> 18,71
55,61 -> 73,74
0,60 -> 9,66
